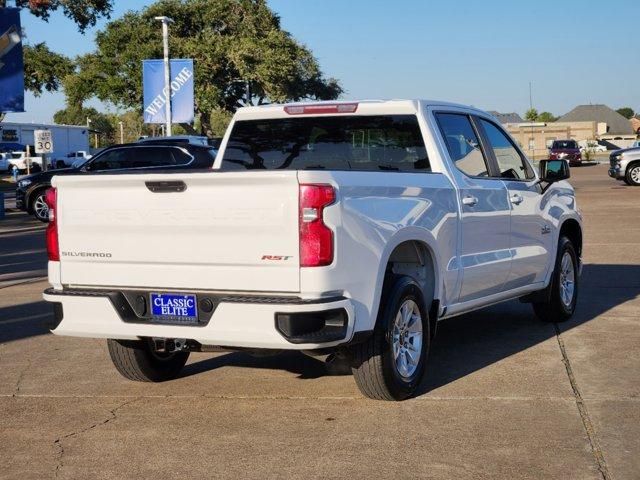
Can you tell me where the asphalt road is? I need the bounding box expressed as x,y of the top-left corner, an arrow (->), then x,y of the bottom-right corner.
1,164 -> 638,479
0,212 -> 47,289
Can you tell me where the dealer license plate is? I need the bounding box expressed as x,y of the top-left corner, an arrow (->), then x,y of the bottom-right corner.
150,293 -> 198,324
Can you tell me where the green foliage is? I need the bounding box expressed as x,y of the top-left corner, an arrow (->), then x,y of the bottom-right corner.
536,111 -> 557,122
12,0 -> 113,96
208,109 -> 233,137
524,108 -> 538,122
23,43 -> 74,96
69,0 -> 343,134
13,0 -> 113,32
54,105 -> 114,146
616,107 -> 635,119
106,110 -> 148,144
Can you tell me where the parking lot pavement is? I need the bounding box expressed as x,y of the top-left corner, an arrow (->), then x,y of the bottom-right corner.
0,213 -> 48,289
0,164 -> 638,479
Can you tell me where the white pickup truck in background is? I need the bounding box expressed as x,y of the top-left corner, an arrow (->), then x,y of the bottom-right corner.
53,150 -> 93,169
43,100 -> 583,400
7,151 -> 44,173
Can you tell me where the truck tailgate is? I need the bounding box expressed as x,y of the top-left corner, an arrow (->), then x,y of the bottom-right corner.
53,171 -> 300,292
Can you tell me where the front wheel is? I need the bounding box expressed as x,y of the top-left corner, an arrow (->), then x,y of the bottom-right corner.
107,339 -> 190,382
31,191 -> 50,222
626,163 -> 640,186
350,275 -> 430,401
533,236 -> 579,322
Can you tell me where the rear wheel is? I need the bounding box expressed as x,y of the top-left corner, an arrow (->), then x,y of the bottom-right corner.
30,190 -> 50,222
533,236 -> 579,322
350,275 -> 430,401
107,339 -> 190,382
626,163 -> 640,186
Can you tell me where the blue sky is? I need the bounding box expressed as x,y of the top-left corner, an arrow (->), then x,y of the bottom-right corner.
5,0 -> 640,123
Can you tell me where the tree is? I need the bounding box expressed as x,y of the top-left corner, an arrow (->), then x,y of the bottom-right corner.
616,107 -> 635,119
23,43 -> 74,96
0,0 -> 114,97
524,108 -> 538,122
536,111 -> 557,122
54,105 -> 114,146
68,0 -> 343,134
1,0 -> 113,33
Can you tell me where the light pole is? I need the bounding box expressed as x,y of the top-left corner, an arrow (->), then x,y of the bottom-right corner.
119,121 -> 124,144
155,16 -> 174,137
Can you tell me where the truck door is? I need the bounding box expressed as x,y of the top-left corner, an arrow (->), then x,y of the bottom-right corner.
474,117 -> 551,288
434,112 -> 512,303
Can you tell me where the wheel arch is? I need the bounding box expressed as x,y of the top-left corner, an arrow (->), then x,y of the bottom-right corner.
559,218 -> 583,260
372,231 -> 441,340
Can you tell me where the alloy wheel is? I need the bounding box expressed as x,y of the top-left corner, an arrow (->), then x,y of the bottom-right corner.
391,299 -> 423,378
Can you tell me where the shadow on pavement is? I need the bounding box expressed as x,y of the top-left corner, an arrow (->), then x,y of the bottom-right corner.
182,350 -> 330,380
182,264 -> 640,389
2,264 -> 639,391
0,228 -> 48,288
0,300 -> 51,343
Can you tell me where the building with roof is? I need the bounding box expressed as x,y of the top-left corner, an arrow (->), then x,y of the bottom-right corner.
557,104 -> 634,137
488,111 -> 524,124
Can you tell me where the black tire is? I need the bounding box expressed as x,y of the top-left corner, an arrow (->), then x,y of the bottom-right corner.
30,190 -> 50,223
107,339 -> 189,382
533,236 -> 579,322
350,275 -> 430,401
625,163 -> 640,186
56,160 -> 66,169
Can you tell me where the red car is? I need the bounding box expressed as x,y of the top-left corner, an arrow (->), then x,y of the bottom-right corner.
549,140 -> 582,166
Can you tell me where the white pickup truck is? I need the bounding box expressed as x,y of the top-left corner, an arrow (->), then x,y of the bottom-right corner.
43,100 -> 583,400
7,151 -> 44,173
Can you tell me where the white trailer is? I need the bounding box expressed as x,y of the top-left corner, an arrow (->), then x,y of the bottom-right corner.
0,122 -> 90,165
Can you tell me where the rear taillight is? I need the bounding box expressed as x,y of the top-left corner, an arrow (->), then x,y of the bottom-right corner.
299,184 -> 335,267
45,187 -> 59,261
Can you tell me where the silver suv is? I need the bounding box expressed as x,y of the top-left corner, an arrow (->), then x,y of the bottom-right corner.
609,146 -> 640,186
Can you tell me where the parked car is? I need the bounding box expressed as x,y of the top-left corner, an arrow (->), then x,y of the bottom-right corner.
7,151 -> 44,173
137,135 -> 210,146
549,140 -> 582,166
53,150 -> 93,169
609,145 -> 640,186
16,141 -> 217,222
43,100 -> 583,401
578,140 -> 606,153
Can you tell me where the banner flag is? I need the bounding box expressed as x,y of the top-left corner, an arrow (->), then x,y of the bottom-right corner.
143,59 -> 195,124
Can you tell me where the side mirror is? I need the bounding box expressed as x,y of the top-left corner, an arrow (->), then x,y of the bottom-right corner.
539,159 -> 570,182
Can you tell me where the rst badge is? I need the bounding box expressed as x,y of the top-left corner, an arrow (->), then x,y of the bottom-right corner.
261,255 -> 293,261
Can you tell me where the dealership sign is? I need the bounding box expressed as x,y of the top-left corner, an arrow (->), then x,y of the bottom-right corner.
143,59 -> 194,124
0,8 -> 24,113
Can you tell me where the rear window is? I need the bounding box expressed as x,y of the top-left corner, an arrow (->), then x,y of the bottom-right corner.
220,115 -> 430,172
552,140 -> 578,149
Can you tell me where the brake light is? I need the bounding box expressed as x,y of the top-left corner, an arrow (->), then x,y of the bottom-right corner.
45,187 -> 59,261
299,184 -> 335,267
284,103 -> 358,115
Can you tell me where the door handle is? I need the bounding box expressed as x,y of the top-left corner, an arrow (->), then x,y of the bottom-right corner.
510,193 -> 524,205
462,195 -> 478,207
145,181 -> 187,193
